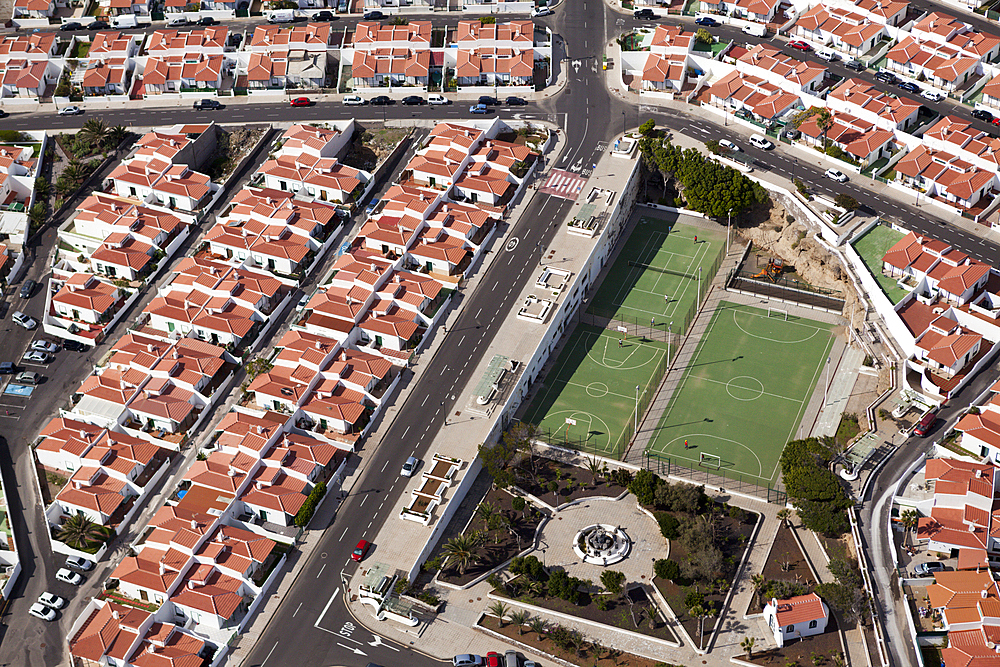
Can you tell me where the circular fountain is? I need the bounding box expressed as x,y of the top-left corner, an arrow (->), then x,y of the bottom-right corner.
572,524 -> 631,565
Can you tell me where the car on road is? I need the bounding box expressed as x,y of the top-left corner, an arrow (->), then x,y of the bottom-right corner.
633,8 -> 656,18
38,592 -> 67,610
401,456 -> 419,477
58,106 -> 83,116
312,10 -> 335,20
343,95 -> 366,106
86,20 -> 109,30
486,652 -> 504,667
166,16 -> 190,26
913,409 -> 938,437
920,89 -> 944,102
289,97 -> 312,107
55,568 -> 83,585
428,94 -> 449,105
749,134 -> 773,150
897,81 -> 921,94
14,371 -> 41,385
844,59 -> 864,71
0,110 -> 7,118
0,362 -> 14,374
694,16 -> 719,26
351,539 -> 371,562
23,350 -> 51,365
62,339 -> 89,352
531,6 -> 553,16
478,95 -> 499,106
60,21 -> 82,30
742,23 -> 768,37
994,117 -> 1000,127
787,40 -> 811,51
914,561 -> 946,576
19,279 -> 36,298
718,139 -> 740,152
12,311 -> 37,330
193,99 -> 223,110
505,96 -> 527,106
296,292 -> 312,311
454,656 -> 484,667
66,555 -> 95,571
363,10 -> 385,19
874,70 -> 898,84
30,340 -> 59,355
29,603 -> 57,622
370,95 -> 393,106
401,95 -> 425,105
197,16 -> 218,25
972,109 -> 995,122
824,168 -> 848,182
469,104 -> 490,114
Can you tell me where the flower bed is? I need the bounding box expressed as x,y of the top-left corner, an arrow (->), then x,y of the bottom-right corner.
515,457 -> 627,506
746,613 -> 843,666
745,521 -> 816,615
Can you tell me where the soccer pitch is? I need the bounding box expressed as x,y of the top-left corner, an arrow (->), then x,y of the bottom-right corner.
644,302 -> 835,486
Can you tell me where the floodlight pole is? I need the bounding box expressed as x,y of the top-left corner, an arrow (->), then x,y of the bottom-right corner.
726,207 -> 733,255
668,321 -> 673,363
824,356 -> 831,405
635,385 -> 640,434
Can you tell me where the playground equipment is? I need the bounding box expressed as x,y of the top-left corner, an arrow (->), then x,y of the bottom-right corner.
751,258 -> 785,283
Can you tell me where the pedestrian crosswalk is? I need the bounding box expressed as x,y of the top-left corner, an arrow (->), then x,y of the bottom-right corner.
540,169 -> 588,200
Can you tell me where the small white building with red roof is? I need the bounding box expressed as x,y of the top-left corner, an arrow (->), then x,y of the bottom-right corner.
763,593 -> 830,647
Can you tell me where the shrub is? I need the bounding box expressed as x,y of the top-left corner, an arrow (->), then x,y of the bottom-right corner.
629,469 -> 660,506
655,558 -> 681,582
294,482 -> 327,527
601,570 -> 626,596
511,497 -> 526,513
656,512 -> 680,540
638,119 -> 656,136
547,569 -> 585,604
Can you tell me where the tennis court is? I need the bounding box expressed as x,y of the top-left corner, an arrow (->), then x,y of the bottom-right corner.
587,216 -> 726,329
522,325 -> 668,458
645,301 -> 835,486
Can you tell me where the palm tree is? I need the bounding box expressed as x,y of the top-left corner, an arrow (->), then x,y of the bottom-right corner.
777,508 -> 792,526
528,616 -> 548,640
585,455 -> 603,485
508,609 -> 530,635
442,534 -> 480,575
900,509 -> 920,547
107,124 -> 129,148
476,501 -> 498,528
815,108 -> 833,149
81,117 -> 110,148
488,601 -> 509,626
58,514 -> 105,549
751,573 -> 766,608
689,604 -> 715,651
566,628 -> 586,657
741,636 -> 756,659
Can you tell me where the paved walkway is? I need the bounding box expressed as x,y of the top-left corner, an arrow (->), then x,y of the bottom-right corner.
812,345 -> 868,439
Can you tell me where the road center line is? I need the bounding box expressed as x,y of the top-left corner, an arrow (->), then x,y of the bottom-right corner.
317,563 -> 327,579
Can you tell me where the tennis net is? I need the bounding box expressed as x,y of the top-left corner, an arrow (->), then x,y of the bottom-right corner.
628,260 -> 696,280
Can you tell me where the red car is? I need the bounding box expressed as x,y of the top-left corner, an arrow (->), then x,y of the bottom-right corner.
993,117 -> 1000,126
351,539 -> 370,562
787,40 -> 812,51
485,653 -> 503,667
290,97 -> 312,107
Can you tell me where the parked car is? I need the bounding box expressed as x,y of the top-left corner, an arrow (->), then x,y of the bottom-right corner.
454,656 -> 484,667
296,292 -> 312,311
59,21 -> 83,30
486,653 -> 504,667
365,198 -> 381,216
824,168 -> 848,182
343,95 -> 366,106
37,592 -> 67,610
311,9 -> 335,20
428,94 -> 450,105
913,409 -> 938,437
62,340 -> 89,352
920,89 -> 945,102
86,20 -> 109,30
193,99 -> 222,110
28,603 -> 56,622
505,650 -> 519,667
694,16 -> 719,26
197,16 -> 218,25
363,10 -> 385,19
65,555 -> 95,571
897,81 -> 921,94
55,568 -> 83,585
914,561 -> 945,577
166,16 -> 189,26
12,311 -> 37,330
30,340 -> 59,354
58,106 -> 83,116
718,139 -> 739,152
531,6 -> 553,16
401,456 -> 419,477
782,127 -> 801,140
401,95 -> 425,105
289,97 -> 312,107
742,23 -> 768,37
633,8 -> 655,18
505,96 -> 527,106
478,95 -> 499,106
22,350 -> 51,364
370,95 -> 393,106
0,362 -> 14,374
844,59 -> 864,71
749,134 -> 773,150
351,539 -> 371,562
469,104 -> 490,114
19,279 -> 36,298
14,371 -> 41,385
874,70 -> 898,84
787,40 -> 811,51
972,109 -> 995,122
815,47 -> 838,62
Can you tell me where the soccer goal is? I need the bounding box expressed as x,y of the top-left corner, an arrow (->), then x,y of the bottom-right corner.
699,452 -> 722,469
767,307 -> 788,321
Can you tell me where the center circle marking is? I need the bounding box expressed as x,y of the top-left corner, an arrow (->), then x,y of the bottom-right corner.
726,376 -> 764,401
586,382 -> 610,398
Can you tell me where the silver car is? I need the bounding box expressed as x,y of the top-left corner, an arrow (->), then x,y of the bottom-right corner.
401,456 -> 419,477
55,568 -> 83,585
22,350 -> 50,364
38,592 -> 67,609
12,311 -> 37,330
30,340 -> 59,354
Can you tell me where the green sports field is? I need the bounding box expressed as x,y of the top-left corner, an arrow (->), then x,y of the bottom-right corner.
645,301 -> 835,486
587,216 -> 726,326
521,325 -> 668,457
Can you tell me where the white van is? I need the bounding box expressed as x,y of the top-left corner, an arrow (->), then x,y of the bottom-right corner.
111,14 -> 137,28
268,8 -> 295,22
741,23 -> 767,37
816,48 -> 839,62
749,134 -> 773,150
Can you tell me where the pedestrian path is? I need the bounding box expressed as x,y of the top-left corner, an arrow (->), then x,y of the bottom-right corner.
811,345 -> 867,439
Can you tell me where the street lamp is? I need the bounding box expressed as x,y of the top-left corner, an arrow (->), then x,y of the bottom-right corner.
622,111 -> 627,137
668,321 -> 673,363
634,385 -> 640,434
726,206 -> 733,255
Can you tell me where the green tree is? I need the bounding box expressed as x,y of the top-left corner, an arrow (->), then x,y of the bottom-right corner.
528,616 -> 548,639
638,119 -> 657,136
476,500 -> 499,528
629,468 -> 660,505
655,558 -> 681,582
655,512 -> 680,540
741,636 -> 756,659
57,514 -> 106,549
80,117 -> 110,148
34,176 -> 50,199
585,455 -> 603,484
107,125 -> 129,147
695,28 -> 713,44
600,570 -> 626,596
834,193 -> 859,211
245,357 -> 274,381
508,609 -> 530,635
488,601 -> 509,626
28,202 -> 46,230
442,533 -> 481,575
899,509 -> 920,547
777,508 -> 792,526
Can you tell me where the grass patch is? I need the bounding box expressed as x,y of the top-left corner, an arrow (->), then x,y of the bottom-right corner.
70,41 -> 90,58
835,412 -> 861,447
851,225 -> 910,304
